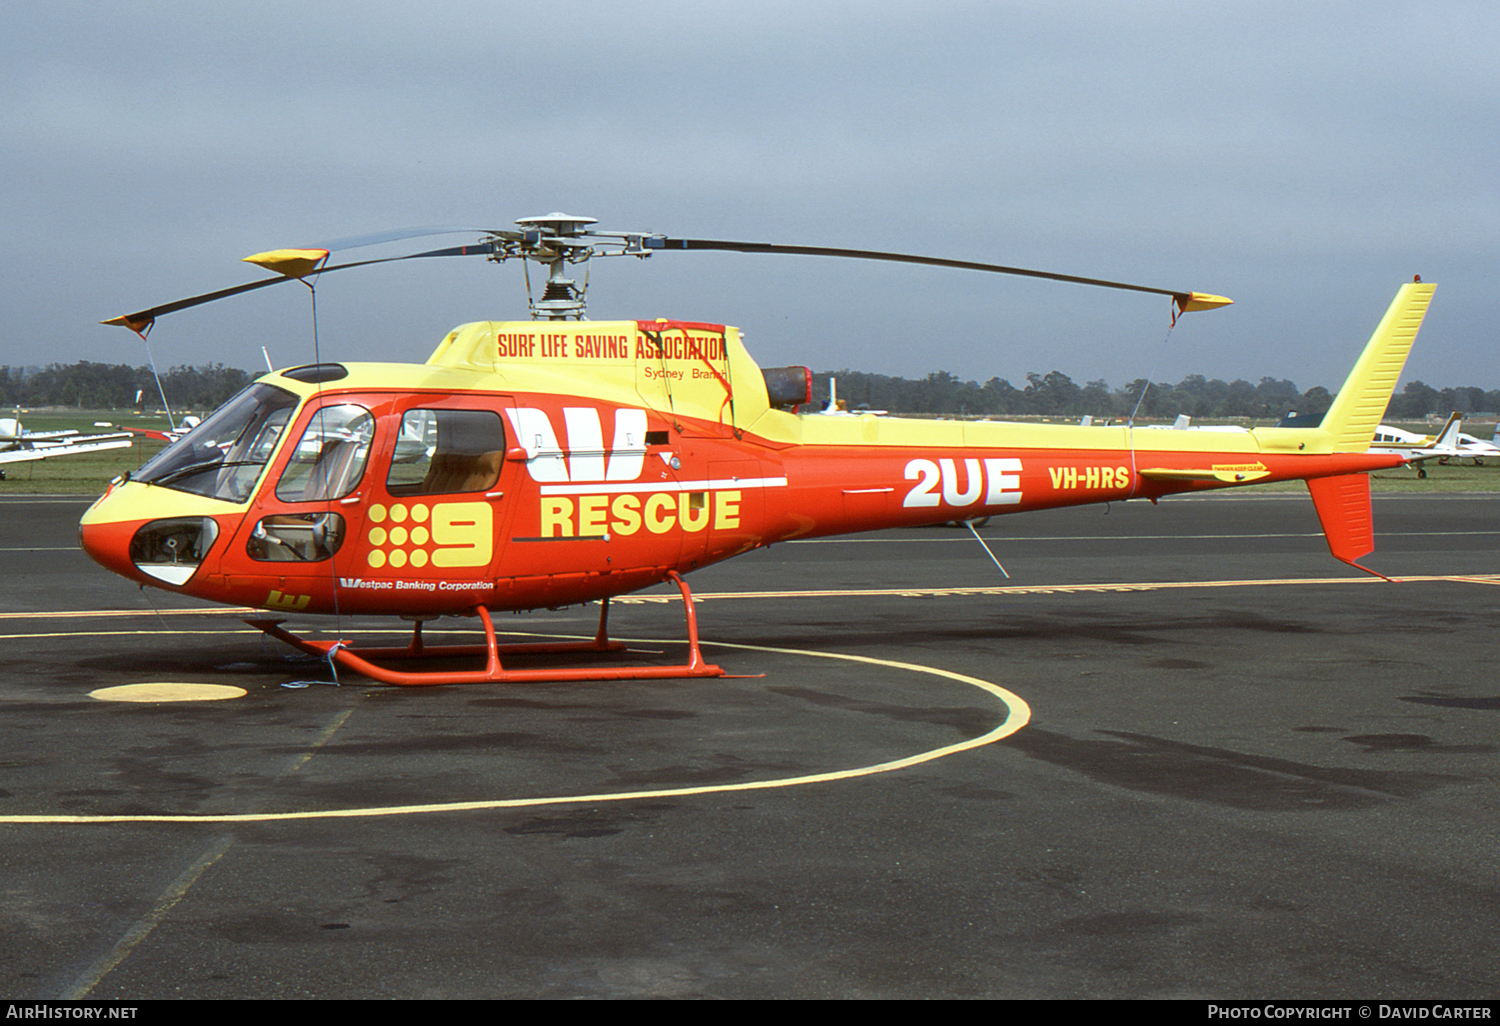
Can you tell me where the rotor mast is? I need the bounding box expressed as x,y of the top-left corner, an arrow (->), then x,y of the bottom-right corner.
508,213 -> 597,320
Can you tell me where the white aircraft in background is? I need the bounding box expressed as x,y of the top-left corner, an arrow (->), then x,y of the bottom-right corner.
0,413 -> 132,477
1454,428 -> 1500,465
1119,409 -> 1493,475
1368,412 -> 1465,477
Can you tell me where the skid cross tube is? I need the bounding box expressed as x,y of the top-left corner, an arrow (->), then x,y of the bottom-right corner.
247,572 -> 723,686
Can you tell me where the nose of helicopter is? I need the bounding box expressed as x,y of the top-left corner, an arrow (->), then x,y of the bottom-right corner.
78,481 -> 227,588
78,483 -> 138,577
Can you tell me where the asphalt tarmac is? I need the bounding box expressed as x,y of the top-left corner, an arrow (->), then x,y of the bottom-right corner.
1,492 -> 1498,999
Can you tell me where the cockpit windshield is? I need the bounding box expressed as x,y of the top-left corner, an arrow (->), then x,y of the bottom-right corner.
133,384 -> 300,502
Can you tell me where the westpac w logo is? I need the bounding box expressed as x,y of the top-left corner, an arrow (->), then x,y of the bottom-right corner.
505,407 -> 648,484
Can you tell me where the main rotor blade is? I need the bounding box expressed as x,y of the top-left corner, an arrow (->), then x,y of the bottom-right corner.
646,237 -> 1230,310
314,226 -> 502,252
102,241 -> 500,332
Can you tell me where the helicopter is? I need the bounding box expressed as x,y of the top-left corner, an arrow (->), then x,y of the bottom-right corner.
80,214 -> 1435,685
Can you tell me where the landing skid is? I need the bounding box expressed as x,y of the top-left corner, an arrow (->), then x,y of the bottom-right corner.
247,571 -> 724,686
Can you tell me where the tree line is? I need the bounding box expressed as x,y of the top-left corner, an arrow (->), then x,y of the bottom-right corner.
0,363 -> 253,412
1,360 -> 1493,421
814,369 -> 1497,421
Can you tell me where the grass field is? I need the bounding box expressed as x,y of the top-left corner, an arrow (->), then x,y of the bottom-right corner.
3,409 -> 1496,497
1,410 -> 171,496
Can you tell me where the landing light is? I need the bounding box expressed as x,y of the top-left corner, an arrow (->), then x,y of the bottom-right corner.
129,517 -> 219,586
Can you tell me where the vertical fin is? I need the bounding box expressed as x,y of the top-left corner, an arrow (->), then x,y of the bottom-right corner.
1432,411 -> 1463,449
1320,281 -> 1436,452
1306,473 -> 1390,580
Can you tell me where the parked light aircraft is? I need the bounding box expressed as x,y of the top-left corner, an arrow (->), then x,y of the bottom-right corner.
80,215 -> 1434,684
1454,428 -> 1499,466
1369,413 -> 1464,477
0,414 -> 131,477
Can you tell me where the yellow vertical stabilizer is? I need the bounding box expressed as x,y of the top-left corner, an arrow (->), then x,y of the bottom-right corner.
1320,281 -> 1436,451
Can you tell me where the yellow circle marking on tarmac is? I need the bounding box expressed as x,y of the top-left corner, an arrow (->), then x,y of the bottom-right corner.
0,640 -> 1029,825
89,683 -> 247,703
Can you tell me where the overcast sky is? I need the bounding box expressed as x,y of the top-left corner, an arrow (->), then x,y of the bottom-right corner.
4,1 -> 1495,395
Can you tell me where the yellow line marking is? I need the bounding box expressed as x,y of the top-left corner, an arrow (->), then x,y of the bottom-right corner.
0,606 -> 257,620
0,643 -> 1029,825
616,574 -> 1500,603
2,573 -> 1496,626
5,567 -> 1492,823
1,573 -> 1496,639
788,530 -> 1500,545
0,629 -> 269,641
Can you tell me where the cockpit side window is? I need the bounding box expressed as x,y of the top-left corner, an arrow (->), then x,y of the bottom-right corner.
274,404 -> 374,503
386,409 -> 505,496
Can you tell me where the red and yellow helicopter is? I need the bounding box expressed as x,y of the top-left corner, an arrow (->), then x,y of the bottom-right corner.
82,214 -> 1435,685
